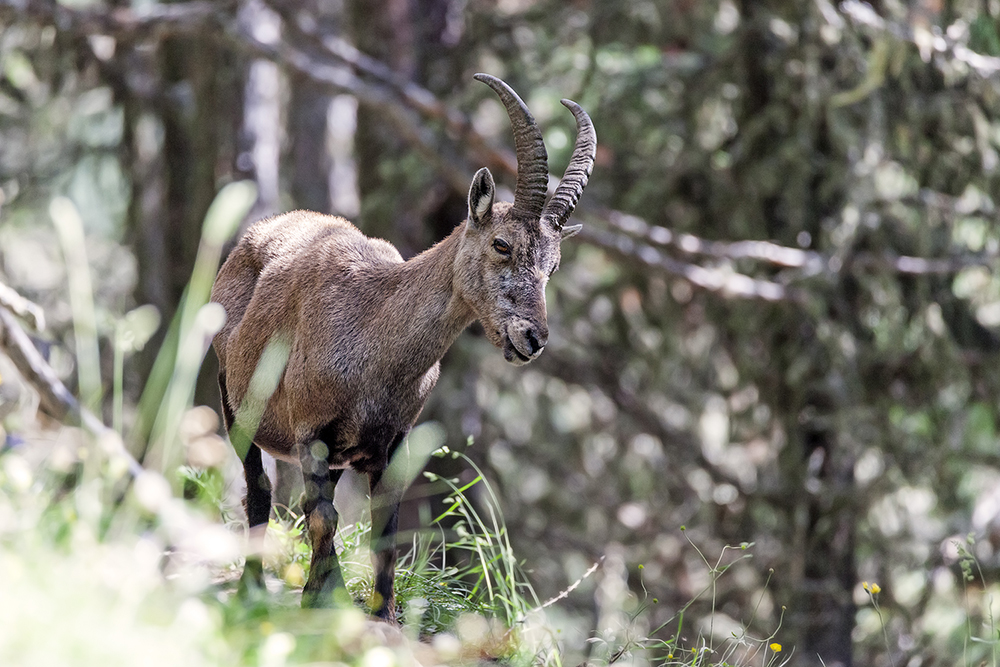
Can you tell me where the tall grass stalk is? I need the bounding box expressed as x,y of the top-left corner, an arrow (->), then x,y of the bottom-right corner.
112,305 -> 161,435
957,535 -> 998,667
616,530 -> 792,667
142,181 -> 256,477
50,197 -> 102,413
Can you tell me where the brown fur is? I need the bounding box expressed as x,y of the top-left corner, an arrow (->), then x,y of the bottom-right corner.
210,76 -> 595,622
213,200 -> 562,462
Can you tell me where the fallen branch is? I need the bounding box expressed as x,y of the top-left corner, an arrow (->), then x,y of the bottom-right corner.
0,303 -> 256,573
0,281 -> 46,332
0,305 -> 143,477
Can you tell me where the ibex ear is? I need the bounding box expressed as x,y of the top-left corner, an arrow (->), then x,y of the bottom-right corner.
560,224 -> 583,240
468,167 -> 495,228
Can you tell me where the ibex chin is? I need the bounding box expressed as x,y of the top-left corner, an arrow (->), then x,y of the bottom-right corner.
210,74 -> 595,621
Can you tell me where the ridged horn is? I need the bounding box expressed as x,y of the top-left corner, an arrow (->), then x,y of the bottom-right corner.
542,99 -> 596,229
474,73 -> 548,217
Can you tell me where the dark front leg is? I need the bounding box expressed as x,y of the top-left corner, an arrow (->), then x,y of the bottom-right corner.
367,435 -> 405,622
298,438 -> 346,608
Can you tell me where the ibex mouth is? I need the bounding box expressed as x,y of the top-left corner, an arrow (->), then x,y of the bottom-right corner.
502,334 -> 534,365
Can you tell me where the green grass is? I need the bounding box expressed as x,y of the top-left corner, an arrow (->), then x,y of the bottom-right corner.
0,431 -> 542,665
580,530 -> 791,667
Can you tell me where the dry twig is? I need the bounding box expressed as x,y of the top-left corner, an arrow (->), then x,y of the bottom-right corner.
0,281 -> 46,332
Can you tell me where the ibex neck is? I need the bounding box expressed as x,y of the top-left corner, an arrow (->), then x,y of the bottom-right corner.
382,223 -> 474,374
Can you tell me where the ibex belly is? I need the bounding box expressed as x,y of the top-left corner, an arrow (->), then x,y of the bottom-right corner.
249,359 -> 440,472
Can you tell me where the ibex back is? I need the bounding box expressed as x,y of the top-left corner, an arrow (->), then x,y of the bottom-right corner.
211,74 -> 595,621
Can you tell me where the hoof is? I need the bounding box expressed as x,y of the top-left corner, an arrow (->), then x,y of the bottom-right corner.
370,593 -> 398,624
237,557 -> 266,600
373,609 -> 399,625
301,589 -> 334,609
301,575 -> 347,609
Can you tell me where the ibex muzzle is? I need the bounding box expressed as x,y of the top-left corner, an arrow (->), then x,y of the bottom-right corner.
210,74 -> 595,622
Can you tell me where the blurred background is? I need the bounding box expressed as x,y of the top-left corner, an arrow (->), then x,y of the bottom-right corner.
3,0 -> 1000,664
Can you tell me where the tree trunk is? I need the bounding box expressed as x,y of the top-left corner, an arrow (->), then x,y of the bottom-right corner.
127,28 -> 242,448
346,0 -> 416,250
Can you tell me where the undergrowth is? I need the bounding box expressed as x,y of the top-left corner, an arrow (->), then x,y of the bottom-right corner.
0,425 -> 550,666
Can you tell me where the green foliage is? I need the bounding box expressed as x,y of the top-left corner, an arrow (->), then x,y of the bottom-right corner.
0,429 -> 550,665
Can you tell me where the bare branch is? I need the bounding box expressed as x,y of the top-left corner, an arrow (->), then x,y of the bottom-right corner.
598,208 -> 998,277
263,0 -> 516,173
0,0 -> 231,37
230,20 -> 476,195
841,0 -> 1000,76
852,253 -> 999,275
600,209 -> 827,272
579,226 -> 799,303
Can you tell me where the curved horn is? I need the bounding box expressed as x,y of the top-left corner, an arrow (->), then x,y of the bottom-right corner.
542,99 -> 596,229
474,73 -> 548,217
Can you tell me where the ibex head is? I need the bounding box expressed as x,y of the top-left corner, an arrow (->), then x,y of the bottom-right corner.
457,73 -> 596,366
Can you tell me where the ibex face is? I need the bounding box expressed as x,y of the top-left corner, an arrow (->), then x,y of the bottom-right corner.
458,192 -> 562,365
464,74 -> 596,365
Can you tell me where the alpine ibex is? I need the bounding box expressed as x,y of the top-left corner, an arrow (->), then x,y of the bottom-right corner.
210,74 -> 595,621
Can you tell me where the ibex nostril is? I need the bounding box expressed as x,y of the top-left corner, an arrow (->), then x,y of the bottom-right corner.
526,329 -> 545,355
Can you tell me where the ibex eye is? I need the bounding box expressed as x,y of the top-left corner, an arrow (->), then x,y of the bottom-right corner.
492,239 -> 511,256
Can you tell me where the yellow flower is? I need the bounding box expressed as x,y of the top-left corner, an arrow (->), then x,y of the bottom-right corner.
863,581 -> 881,594
769,642 -> 782,652
870,583 -> 881,594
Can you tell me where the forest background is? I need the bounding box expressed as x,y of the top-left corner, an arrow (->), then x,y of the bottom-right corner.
2,0 -> 1000,665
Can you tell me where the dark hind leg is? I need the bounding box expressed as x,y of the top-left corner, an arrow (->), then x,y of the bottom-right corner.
220,373 -> 271,595
298,435 -> 345,608
367,432 -> 406,622
239,443 -> 272,594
